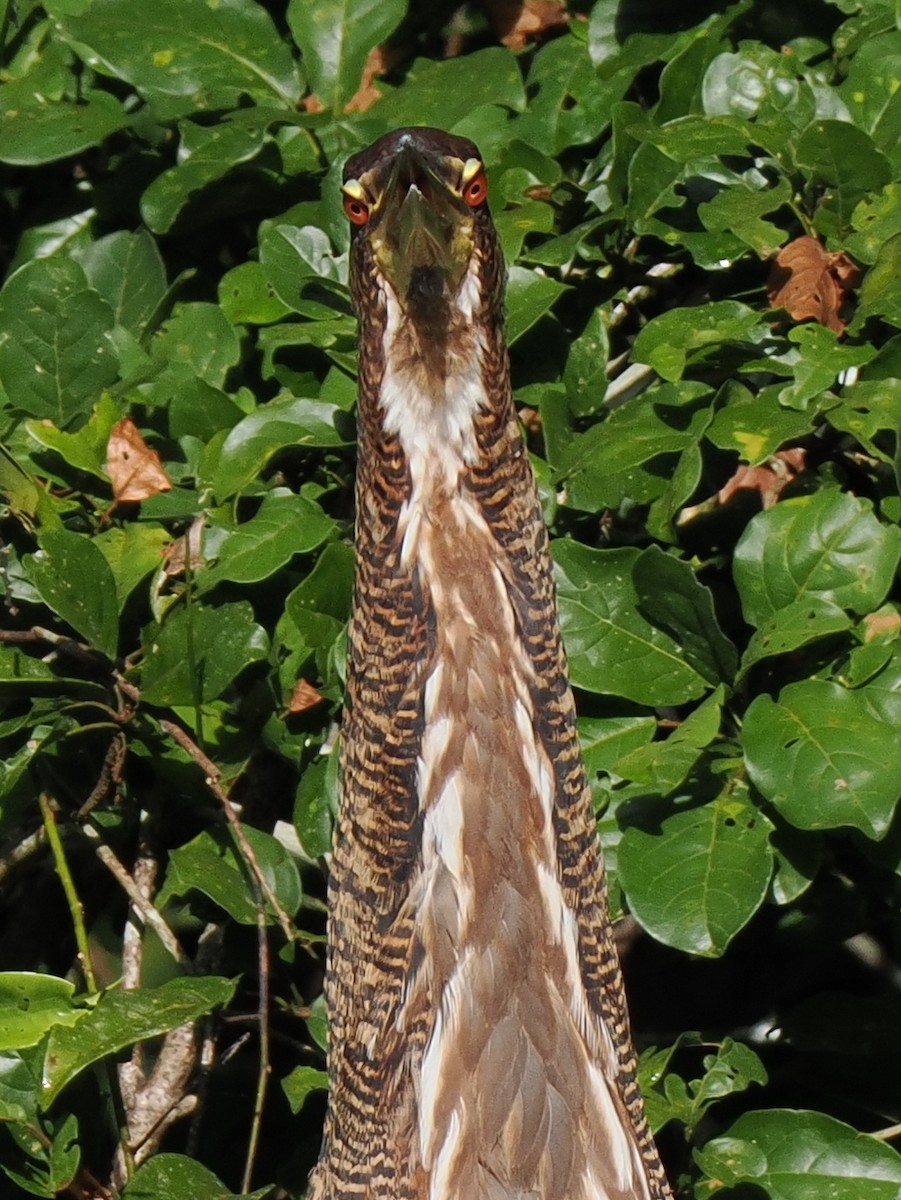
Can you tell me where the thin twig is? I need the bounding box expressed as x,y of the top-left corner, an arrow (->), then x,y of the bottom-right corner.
607,260 -> 683,331
872,1122 -> 901,1141
78,731 -> 127,818
114,670 -> 296,941
0,824 -> 47,884
242,885 -> 271,1193
39,794 -> 98,993
158,715 -> 297,945
82,823 -> 192,970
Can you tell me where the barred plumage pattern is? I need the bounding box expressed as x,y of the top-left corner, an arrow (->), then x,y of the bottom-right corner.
309,128 -> 673,1200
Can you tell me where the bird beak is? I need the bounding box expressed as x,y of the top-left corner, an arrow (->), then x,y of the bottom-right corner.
373,145 -> 473,308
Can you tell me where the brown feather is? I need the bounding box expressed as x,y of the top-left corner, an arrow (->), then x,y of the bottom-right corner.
309,128 -> 673,1200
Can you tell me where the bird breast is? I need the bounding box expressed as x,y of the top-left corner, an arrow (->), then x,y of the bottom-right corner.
365,282 -> 649,1199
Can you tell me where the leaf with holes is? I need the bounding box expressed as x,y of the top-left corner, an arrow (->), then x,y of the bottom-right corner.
24,530 -> 119,658
158,826 -> 302,925
199,491 -> 335,591
695,1109 -> 901,1199
140,600 -> 268,706
52,0 -> 302,118
0,258 -> 117,425
41,977 -> 236,1107
618,795 -> 774,956
734,491 -> 901,627
743,679 -> 901,839
554,543 -> 708,706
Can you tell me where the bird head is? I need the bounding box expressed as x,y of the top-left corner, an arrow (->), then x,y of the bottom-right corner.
342,127 -> 499,332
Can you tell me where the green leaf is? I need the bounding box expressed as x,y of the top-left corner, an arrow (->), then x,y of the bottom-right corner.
643,1036 -> 767,1136
698,177 -> 794,256
695,1109 -> 901,1199
856,231 -> 901,329
774,323 -> 875,411
734,491 -> 901,627
0,1051 -> 39,1123
282,1064 -> 328,1114
0,975 -> 83,1051
141,600 -> 268,706
797,119 -> 892,236
24,391 -> 118,482
124,1153 -> 263,1200
826,378 -> 901,483
151,303 -> 241,389
376,47 -> 525,130
558,382 -> 712,512
632,547 -> 738,684
632,301 -> 764,382
52,0 -> 302,117
517,34 -> 627,153
95,524 -> 171,611
128,1155 -> 270,1200
76,230 -> 167,335
553,543 -> 708,706
1,1108 -> 80,1198
259,224 -> 349,310
218,261 -> 292,326
0,728 -> 54,841
294,753 -> 338,859
141,115 -> 274,234
505,267 -> 567,345
740,598 -> 853,672
159,826 -> 302,925
199,491 -> 335,591
848,182 -> 901,265
562,308 -> 608,415
287,0 -> 406,114
618,794 -> 774,956
212,394 -> 353,500
579,716 -> 656,780
744,680 -> 901,839
707,381 -> 814,465
614,688 -> 725,796
24,530 -> 119,657
41,977 -> 236,1106
0,89 -> 131,166
305,993 -> 329,1052
0,258 -> 117,425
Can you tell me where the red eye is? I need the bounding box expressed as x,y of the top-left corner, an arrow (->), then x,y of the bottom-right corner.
343,195 -> 370,226
463,169 -> 488,207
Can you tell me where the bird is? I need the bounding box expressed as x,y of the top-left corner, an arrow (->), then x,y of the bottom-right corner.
308,126 -> 673,1200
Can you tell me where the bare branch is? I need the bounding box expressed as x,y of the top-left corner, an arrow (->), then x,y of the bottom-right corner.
156,714 -> 297,945
82,823 -> 191,970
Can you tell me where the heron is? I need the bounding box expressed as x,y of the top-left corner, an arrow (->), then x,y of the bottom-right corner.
309,127 -> 673,1200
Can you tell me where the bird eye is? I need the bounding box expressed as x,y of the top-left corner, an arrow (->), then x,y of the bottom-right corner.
462,169 -> 488,207
343,195 -> 370,226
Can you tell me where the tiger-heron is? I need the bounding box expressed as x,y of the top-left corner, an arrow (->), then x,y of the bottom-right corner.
310,127 -> 673,1200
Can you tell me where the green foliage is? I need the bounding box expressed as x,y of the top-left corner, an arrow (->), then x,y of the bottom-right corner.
2,0 -> 901,1196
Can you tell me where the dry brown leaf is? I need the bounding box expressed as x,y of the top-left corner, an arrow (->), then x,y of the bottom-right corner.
767,235 -> 861,335
161,514 -> 206,579
518,405 -> 543,435
302,45 -> 393,114
680,448 -> 808,525
862,608 -> 901,643
486,0 -> 569,49
288,679 -> 325,714
716,447 -> 808,510
106,419 -> 171,502
345,45 -> 392,113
